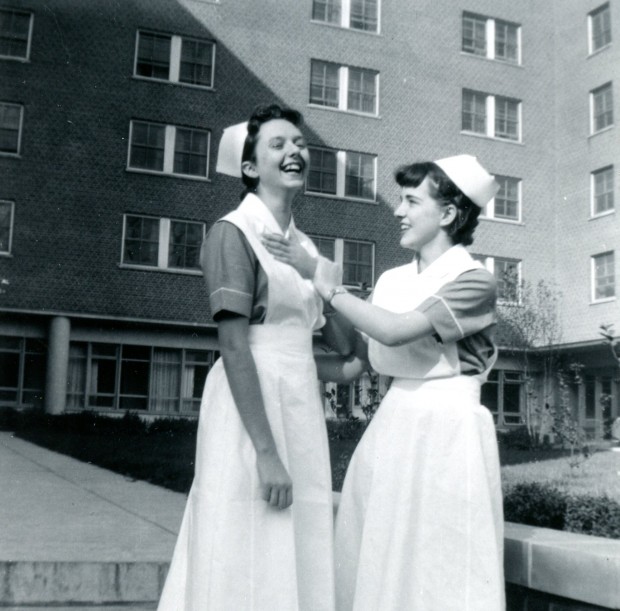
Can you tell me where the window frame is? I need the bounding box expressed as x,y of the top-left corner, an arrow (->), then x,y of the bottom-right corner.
481,369 -> 524,426
121,213 -> 205,274
133,30 -> 216,90
306,145 -> 377,202
0,199 -> 14,255
461,12 -> 521,65
309,234 -> 375,289
461,89 -> 522,142
309,59 -> 379,116
0,9 -> 34,62
311,0 -> 380,34
590,83 -> 614,134
475,255 -> 522,304
482,176 -> 522,222
0,101 -> 24,156
591,251 -> 616,303
591,166 -> 615,217
127,120 -> 211,180
588,3 -> 612,54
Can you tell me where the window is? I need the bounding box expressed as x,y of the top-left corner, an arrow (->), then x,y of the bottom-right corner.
307,146 -> 376,201
0,9 -> 33,60
462,12 -> 520,64
310,60 -> 378,115
0,337 -> 45,408
483,176 -> 521,221
592,251 -> 615,301
310,235 -> 374,288
591,83 -> 614,133
67,342 -> 218,413
589,4 -> 611,53
481,370 -> 523,426
312,0 -> 379,33
475,255 -> 521,303
128,120 -> 210,178
135,31 -> 215,88
0,102 -> 23,155
462,90 -> 521,141
0,200 -> 14,254
592,166 -> 614,215
122,214 -> 205,272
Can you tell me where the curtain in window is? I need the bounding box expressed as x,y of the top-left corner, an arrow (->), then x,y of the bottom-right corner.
150,348 -> 181,413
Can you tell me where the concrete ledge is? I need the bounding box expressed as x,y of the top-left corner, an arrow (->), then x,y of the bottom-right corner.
505,522 -> 620,609
0,561 -> 166,605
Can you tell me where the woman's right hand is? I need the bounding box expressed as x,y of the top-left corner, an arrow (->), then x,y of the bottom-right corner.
256,450 -> 293,510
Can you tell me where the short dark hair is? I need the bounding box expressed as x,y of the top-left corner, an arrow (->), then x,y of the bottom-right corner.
394,161 -> 480,246
240,104 -> 304,197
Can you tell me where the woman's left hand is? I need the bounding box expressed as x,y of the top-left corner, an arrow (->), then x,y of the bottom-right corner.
262,232 -> 318,279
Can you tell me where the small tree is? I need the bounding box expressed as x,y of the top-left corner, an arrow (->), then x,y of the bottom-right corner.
496,275 -> 563,444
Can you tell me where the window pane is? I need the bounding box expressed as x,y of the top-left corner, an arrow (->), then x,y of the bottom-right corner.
350,0 -> 378,32
123,215 -> 159,266
312,0 -> 341,24
495,20 -> 518,62
593,252 -> 615,299
310,60 -> 340,107
307,148 -> 337,194
0,351 -> 19,389
0,201 -> 13,252
89,348 -> 117,407
173,128 -> 208,176
168,220 -> 204,269
591,4 -> 611,51
312,236 -> 336,260
343,240 -> 373,287
347,68 -> 377,114
495,258 -> 520,302
182,350 -> 214,413
462,14 -> 486,55
345,152 -> 375,200
495,96 -> 519,140
129,122 -> 165,171
593,85 -> 613,131
67,343 -> 87,409
593,166 -> 614,214
119,345 -> 150,410
180,39 -> 214,87
0,9 -> 31,59
0,102 -> 22,153
494,176 -> 520,220
151,348 -> 181,413
136,32 -> 171,79
462,90 -> 486,134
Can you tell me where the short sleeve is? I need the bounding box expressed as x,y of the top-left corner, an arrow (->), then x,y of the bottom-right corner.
416,269 -> 497,344
202,220 -> 256,320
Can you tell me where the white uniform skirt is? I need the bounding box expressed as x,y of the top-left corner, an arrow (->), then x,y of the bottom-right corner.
158,326 -> 335,611
335,376 -> 505,611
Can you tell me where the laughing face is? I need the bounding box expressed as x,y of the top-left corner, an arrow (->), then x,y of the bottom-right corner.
245,119 -> 309,193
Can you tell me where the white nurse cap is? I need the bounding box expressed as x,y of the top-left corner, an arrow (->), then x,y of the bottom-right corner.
216,121 -> 248,178
434,154 -> 499,208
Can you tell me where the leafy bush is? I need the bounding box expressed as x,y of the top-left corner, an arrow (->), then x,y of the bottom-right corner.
565,494 -> 620,539
504,481 -> 620,539
497,426 -> 535,450
325,416 -> 367,442
503,482 -> 567,530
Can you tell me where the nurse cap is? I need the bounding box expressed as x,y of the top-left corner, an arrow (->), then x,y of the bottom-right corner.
434,154 -> 499,208
216,121 -> 248,178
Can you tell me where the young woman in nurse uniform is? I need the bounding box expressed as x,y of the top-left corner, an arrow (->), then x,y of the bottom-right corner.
157,105 -> 340,611
264,155 -> 506,611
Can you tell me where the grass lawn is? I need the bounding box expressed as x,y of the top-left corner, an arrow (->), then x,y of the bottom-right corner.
501,448 -> 620,503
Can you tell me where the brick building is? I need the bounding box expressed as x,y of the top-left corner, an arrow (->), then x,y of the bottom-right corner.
1,0 -> 618,436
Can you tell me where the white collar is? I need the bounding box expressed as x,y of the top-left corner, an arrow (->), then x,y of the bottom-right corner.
413,244 -> 476,278
238,193 -> 296,238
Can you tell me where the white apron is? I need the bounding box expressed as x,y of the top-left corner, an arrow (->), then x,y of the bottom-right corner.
158,194 -> 335,611
335,246 -> 505,611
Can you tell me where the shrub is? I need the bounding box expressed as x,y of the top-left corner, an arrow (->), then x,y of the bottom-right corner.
497,426 -> 534,450
503,482 -> 567,530
565,494 -> 620,539
326,416 -> 367,442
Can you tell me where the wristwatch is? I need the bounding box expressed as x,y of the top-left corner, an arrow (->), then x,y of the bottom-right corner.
326,286 -> 348,305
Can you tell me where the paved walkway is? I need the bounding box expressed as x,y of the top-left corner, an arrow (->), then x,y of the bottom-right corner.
0,431 -> 188,607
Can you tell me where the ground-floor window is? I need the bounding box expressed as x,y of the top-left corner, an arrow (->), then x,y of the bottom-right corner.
481,369 -> 524,426
66,342 -> 218,414
322,371 -> 385,420
0,336 -> 46,408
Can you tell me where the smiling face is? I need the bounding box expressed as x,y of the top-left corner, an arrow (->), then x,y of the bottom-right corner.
243,118 -> 309,194
394,177 -> 453,251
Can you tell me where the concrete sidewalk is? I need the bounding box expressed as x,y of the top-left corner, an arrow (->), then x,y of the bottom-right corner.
0,431 -> 187,607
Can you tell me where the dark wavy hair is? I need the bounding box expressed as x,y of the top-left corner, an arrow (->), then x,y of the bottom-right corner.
394,162 -> 480,246
240,104 -> 304,198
